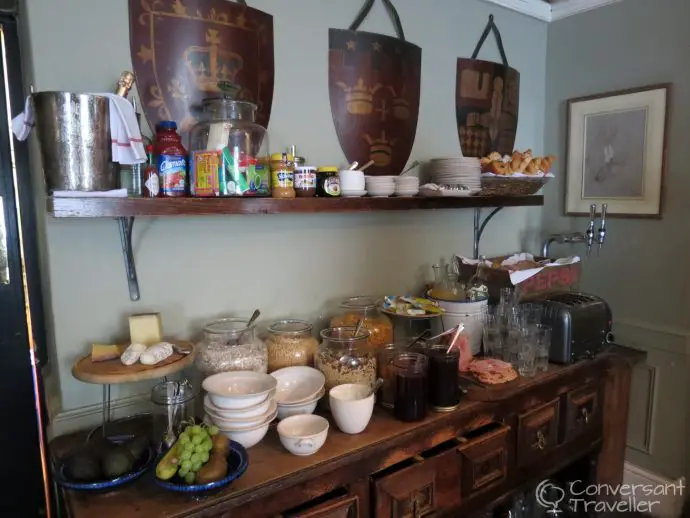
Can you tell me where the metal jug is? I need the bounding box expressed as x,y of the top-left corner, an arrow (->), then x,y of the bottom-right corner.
32,92 -> 116,192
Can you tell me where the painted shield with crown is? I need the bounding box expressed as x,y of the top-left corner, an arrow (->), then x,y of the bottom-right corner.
328,29 -> 421,175
129,0 -> 274,137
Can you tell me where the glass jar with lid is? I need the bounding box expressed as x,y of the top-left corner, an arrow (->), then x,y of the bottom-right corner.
188,96 -> 270,197
269,153 -> 296,199
315,327 -> 376,392
195,317 -> 267,377
330,296 -> 394,350
264,319 -> 318,372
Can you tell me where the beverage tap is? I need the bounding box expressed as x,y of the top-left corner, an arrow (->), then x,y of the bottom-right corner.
597,203 -> 608,256
585,204 -> 597,257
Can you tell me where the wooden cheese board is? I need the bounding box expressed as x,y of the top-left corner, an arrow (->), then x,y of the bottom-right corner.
72,340 -> 195,384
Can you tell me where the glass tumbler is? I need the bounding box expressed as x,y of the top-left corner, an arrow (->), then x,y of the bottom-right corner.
482,312 -> 503,358
151,380 -> 195,451
393,352 -> 429,422
517,329 -> 537,377
535,324 -> 552,372
424,345 -> 461,411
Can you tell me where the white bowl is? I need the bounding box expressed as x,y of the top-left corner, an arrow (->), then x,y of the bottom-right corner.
206,399 -> 277,429
277,414 -> 329,456
203,392 -> 274,419
277,387 -> 325,420
203,371 -> 277,410
270,366 -> 325,405
219,423 -> 270,449
329,383 -> 375,434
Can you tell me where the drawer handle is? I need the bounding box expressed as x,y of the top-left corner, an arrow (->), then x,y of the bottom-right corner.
412,495 -> 423,518
536,430 -> 547,450
580,407 -> 589,425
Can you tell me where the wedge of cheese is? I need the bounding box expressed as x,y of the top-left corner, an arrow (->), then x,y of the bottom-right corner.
91,343 -> 125,362
129,313 -> 163,346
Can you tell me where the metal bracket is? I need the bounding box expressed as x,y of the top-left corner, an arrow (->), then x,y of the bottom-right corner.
472,207 -> 503,259
117,216 -> 140,301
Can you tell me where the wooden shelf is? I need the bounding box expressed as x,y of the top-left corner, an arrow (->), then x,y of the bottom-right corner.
47,194 -> 543,218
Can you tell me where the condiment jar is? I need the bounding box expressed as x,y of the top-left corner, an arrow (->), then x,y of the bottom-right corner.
330,296 -> 394,350
315,326 -> 376,393
294,166 -> 317,197
264,319 -> 318,372
393,352 -> 428,422
416,344 -> 461,412
195,317 -> 268,376
316,166 -> 341,197
378,343 -> 403,408
270,153 -> 296,199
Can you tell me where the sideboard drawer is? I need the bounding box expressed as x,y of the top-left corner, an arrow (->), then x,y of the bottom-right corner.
456,423 -> 510,499
564,384 -> 600,441
517,398 -> 560,466
284,494 -> 360,518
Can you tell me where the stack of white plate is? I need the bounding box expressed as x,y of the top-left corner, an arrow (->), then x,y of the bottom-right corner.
428,157 -> 481,192
394,176 -> 420,197
365,175 -> 396,197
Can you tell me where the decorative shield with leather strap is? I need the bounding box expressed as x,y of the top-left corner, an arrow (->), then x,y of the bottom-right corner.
456,15 -> 520,157
329,0 -> 421,175
129,0 -> 274,136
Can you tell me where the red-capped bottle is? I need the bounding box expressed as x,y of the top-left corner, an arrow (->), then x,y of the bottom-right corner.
155,121 -> 187,197
141,145 -> 159,198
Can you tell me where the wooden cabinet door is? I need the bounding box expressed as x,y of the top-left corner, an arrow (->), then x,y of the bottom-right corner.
564,384 -> 600,441
456,423 -> 510,499
285,494 -> 360,518
517,398 -> 560,466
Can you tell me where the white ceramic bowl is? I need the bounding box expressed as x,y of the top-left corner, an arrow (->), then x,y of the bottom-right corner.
277,414 -> 329,456
329,383 -> 375,434
203,391 -> 274,419
270,366 -> 325,405
203,371 -> 277,410
206,399 -> 277,429
277,387 -> 325,420
202,413 -> 272,448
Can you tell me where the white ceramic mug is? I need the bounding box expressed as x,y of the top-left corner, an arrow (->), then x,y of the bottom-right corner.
339,170 -> 365,191
329,383 -> 375,434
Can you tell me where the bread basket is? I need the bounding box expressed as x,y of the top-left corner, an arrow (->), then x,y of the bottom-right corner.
479,175 -> 550,196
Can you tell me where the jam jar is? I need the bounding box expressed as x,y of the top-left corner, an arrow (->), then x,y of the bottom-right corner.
294,166 -> 317,197
330,296 -> 394,350
316,166 -> 340,197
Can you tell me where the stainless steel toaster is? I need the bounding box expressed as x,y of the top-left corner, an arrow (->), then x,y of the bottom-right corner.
527,292 -> 613,364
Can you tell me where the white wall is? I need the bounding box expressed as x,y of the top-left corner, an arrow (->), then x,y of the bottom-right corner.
21,0 -> 547,419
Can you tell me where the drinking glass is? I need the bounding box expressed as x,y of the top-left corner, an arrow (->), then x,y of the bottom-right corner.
500,287 -> 515,306
522,303 -> 544,326
517,328 -> 537,377
535,324 -> 552,372
482,313 -> 503,358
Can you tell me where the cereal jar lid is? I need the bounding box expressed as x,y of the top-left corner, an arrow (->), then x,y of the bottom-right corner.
268,319 -> 312,335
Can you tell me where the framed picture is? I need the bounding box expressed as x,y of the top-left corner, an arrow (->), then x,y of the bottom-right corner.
565,84 -> 670,218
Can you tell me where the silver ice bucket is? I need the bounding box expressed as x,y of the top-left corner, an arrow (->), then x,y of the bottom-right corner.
33,92 -> 116,192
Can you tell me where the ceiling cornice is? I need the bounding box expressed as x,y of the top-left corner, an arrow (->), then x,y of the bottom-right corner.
479,0 -> 624,22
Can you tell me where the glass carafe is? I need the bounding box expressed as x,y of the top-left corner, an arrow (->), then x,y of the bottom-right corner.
188,97 -> 270,197
430,264 -> 463,301
330,296 -> 393,350
315,326 -> 376,392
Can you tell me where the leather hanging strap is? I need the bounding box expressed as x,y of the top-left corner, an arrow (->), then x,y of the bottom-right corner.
349,0 -> 406,41
471,14 -> 509,67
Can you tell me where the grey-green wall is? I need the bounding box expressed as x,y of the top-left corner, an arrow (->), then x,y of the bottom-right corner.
544,0 -> 690,480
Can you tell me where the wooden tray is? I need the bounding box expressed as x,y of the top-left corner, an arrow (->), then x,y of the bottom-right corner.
72,340 -> 195,384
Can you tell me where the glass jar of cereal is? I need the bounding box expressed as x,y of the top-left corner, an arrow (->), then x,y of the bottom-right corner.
316,326 -> 376,392
195,317 -> 268,377
330,296 -> 394,350
264,319 -> 318,372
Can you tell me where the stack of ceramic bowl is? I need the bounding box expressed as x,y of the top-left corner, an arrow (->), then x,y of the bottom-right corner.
270,366 -> 326,420
365,175 -> 396,197
428,157 -> 481,193
340,169 -> 366,197
202,371 -> 278,449
394,176 -> 420,197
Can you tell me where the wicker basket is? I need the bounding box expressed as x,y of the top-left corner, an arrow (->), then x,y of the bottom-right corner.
480,175 -> 550,196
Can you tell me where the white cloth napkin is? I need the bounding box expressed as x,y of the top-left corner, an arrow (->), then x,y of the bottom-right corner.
11,93 -> 146,165
11,96 -> 34,141
52,189 -> 128,198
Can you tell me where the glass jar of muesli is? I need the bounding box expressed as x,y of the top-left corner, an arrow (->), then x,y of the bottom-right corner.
196,317 -> 267,377
315,326 -> 376,393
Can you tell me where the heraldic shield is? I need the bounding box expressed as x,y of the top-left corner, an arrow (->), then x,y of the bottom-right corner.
456,15 -> 520,157
328,0 -> 421,175
129,0 -> 274,135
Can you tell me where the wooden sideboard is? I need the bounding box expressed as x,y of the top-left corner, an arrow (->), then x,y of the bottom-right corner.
51,346 -> 644,518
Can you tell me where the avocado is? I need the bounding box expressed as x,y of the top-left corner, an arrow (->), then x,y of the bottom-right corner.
124,436 -> 149,462
101,447 -> 135,478
66,451 -> 101,482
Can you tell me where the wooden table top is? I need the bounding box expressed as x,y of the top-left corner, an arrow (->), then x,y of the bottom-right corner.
52,345 -> 645,518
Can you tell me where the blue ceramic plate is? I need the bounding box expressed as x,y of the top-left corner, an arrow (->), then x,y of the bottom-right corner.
153,440 -> 248,494
54,444 -> 156,491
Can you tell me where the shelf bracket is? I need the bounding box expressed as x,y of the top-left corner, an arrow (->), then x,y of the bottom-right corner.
473,207 -> 503,259
117,216 -> 140,301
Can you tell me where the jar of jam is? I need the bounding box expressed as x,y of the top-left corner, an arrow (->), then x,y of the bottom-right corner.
393,352 -> 428,422
316,166 -> 341,197
270,153 -> 295,199
155,121 -> 187,197
294,166 -> 317,197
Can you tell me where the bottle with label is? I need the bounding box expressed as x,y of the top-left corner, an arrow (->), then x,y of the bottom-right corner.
155,121 -> 187,197
115,71 -> 135,98
270,152 -> 295,199
142,145 -> 159,198
316,166 -> 341,197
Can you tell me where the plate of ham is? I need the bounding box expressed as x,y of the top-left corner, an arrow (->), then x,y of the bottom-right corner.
462,358 -> 518,385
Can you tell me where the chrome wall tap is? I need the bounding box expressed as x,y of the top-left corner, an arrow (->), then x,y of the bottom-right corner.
585,204 -> 597,256
541,204 -> 609,258
597,203 -> 608,256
